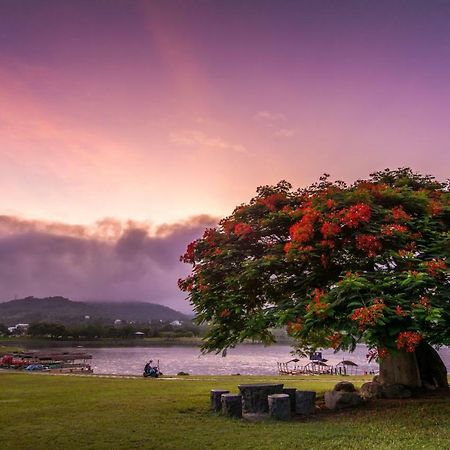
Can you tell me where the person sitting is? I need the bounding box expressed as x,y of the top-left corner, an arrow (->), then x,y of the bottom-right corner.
144,360 -> 153,373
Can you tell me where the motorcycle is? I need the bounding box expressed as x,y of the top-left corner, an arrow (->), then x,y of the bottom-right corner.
143,360 -> 162,378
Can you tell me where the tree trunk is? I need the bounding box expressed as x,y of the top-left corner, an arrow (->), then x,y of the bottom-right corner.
379,343 -> 448,389
379,349 -> 421,387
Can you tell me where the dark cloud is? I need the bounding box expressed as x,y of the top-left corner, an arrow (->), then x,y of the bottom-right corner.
0,215 -> 218,313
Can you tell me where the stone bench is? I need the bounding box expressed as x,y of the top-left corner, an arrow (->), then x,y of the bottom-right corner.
268,393 -> 291,420
221,393 -> 242,418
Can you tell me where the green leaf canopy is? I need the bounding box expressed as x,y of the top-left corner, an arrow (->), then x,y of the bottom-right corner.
179,169 -> 450,357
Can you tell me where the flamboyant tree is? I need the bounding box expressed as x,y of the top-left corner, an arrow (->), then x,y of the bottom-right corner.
179,169 -> 449,387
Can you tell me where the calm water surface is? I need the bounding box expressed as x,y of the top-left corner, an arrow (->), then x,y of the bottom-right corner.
33,344 -> 450,376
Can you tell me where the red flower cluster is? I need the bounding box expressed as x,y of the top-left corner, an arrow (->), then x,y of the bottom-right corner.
259,193 -> 286,211
391,206 -> 412,222
180,241 -> 197,263
366,347 -> 389,361
328,332 -> 343,349
220,309 -> 231,318
395,305 -> 408,317
321,222 -> 340,239
287,317 -> 302,335
339,203 -> 371,228
289,206 -> 322,244
222,220 -> 235,235
381,223 -> 408,236
311,288 -> 328,316
429,200 -> 442,216
234,223 -> 253,236
178,277 -> 194,292
396,331 -> 422,352
338,271 -> 361,285
326,199 -> 336,209
351,298 -> 385,330
284,242 -> 314,255
355,234 -> 382,257
320,240 -> 335,249
320,254 -> 329,268
412,295 -> 431,309
202,228 -> 218,246
289,221 -> 314,243
425,259 -> 446,277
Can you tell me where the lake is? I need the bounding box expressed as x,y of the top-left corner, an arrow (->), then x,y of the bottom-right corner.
31,344 -> 450,376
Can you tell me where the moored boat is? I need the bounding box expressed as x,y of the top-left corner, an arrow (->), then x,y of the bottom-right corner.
0,351 -> 93,373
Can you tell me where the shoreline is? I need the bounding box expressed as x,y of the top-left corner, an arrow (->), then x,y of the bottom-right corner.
0,337 -> 294,350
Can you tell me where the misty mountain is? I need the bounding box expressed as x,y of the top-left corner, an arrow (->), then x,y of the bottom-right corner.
0,296 -> 191,326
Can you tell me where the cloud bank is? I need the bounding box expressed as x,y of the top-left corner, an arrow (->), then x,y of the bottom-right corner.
0,215 -> 218,313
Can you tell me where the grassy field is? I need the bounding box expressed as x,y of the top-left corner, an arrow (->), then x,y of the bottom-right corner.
1,373 -> 449,450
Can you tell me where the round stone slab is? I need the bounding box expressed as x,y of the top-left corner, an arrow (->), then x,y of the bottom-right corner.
268,393 -> 291,420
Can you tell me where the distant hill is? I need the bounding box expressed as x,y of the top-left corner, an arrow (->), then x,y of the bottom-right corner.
0,296 -> 190,326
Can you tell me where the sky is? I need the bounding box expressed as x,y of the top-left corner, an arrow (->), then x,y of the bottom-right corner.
1,0 -> 450,312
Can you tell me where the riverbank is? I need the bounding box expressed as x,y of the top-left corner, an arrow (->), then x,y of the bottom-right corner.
1,372 -> 449,450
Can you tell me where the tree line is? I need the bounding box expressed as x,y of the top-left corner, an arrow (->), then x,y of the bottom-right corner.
0,321 -> 205,340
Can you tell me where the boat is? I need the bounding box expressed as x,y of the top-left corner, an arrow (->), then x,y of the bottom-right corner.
0,351 -> 93,373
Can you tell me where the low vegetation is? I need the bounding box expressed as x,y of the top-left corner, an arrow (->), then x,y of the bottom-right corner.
1,321 -> 206,341
1,373 -> 449,449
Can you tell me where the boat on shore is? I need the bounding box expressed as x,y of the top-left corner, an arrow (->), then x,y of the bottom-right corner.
0,351 -> 93,373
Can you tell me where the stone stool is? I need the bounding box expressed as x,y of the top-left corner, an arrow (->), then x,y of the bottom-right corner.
210,389 -> 230,412
268,394 -> 291,420
295,390 -> 316,416
282,388 -> 297,412
221,394 -> 242,418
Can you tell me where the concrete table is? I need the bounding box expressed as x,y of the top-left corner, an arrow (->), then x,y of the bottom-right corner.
238,383 -> 284,413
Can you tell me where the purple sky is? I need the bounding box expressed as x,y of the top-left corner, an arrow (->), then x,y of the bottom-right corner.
1,0 -> 450,311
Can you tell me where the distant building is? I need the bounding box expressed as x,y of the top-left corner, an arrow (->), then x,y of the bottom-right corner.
8,323 -> 29,335
170,320 -> 182,327
114,319 -> 122,325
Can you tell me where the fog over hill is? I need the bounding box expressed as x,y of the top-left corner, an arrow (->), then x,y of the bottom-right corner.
0,214 -> 218,314
0,296 -> 190,326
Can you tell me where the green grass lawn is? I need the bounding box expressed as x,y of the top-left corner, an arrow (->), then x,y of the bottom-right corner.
1,373 -> 449,450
